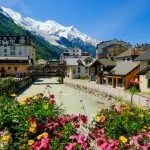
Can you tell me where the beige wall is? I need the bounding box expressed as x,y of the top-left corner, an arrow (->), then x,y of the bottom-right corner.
140,71 -> 150,93
139,61 -> 150,93
0,64 -> 30,76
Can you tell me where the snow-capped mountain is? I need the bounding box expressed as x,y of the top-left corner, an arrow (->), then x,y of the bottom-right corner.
0,6 -> 100,55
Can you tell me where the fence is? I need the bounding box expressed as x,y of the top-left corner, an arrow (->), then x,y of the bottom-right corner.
64,78 -> 150,108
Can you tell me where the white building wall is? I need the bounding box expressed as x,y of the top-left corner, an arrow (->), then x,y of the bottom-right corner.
0,45 -> 35,61
69,49 -> 82,56
67,66 -> 89,79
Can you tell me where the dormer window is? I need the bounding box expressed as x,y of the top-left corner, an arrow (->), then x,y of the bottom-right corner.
9,40 -> 14,45
19,39 -> 25,45
77,60 -> 82,66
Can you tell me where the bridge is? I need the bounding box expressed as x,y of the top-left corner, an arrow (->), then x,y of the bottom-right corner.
27,60 -> 66,84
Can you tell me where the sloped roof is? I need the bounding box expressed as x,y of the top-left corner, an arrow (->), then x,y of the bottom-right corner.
110,61 -> 139,75
116,48 -> 143,58
137,65 -> 150,75
87,58 -> 116,67
134,49 -> 150,61
65,58 -> 85,66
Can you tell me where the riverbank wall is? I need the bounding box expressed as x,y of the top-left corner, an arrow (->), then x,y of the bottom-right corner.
0,76 -> 33,95
64,81 -> 115,100
64,79 -> 150,108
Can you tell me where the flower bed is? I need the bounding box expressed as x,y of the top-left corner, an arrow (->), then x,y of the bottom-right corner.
0,93 -> 90,150
89,104 -> 150,149
0,89 -> 149,150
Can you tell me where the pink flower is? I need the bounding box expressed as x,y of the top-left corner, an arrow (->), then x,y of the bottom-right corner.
100,143 -> 108,149
65,143 -> 76,150
70,114 -> 78,120
69,135 -> 78,140
79,115 -> 88,124
46,122 -> 59,130
54,132 -> 64,138
97,137 -> 107,147
74,122 -> 80,128
31,136 -> 50,150
57,116 -> 70,124
77,134 -> 85,144
82,142 -> 90,149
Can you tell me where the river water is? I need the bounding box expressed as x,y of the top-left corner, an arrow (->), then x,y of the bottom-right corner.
18,78 -> 115,120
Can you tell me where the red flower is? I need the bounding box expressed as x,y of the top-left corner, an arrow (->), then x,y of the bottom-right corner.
79,115 -> 88,124
50,100 -> 56,105
88,133 -> 95,140
46,122 -> 59,130
111,104 -> 115,110
49,94 -> 55,99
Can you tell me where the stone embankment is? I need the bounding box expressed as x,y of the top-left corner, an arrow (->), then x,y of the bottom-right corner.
64,79 -> 150,108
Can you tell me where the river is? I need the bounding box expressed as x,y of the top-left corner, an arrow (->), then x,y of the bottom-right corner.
18,78 -> 115,120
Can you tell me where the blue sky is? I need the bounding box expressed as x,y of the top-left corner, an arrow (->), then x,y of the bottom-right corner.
0,0 -> 150,44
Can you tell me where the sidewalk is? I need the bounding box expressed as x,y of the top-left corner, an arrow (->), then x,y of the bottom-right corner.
64,78 -> 150,108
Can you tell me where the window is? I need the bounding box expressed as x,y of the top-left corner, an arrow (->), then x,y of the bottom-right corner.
127,58 -> 130,61
108,78 -> 112,85
19,51 -> 22,55
73,68 -> 75,74
4,49 -> 7,53
4,44 -> 7,47
1,67 -> 4,71
14,67 -> 17,71
9,40 -> 14,45
10,51 -> 15,56
4,54 -> 7,57
118,78 -> 123,87
20,40 -> 25,45
78,67 -> 80,73
8,67 -> 11,70
85,67 -> 88,73
148,79 -> 150,88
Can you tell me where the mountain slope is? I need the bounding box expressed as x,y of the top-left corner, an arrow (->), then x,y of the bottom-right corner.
0,11 -> 63,60
1,7 -> 100,56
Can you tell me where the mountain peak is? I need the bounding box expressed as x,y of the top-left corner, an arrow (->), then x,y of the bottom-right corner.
0,6 -> 100,56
